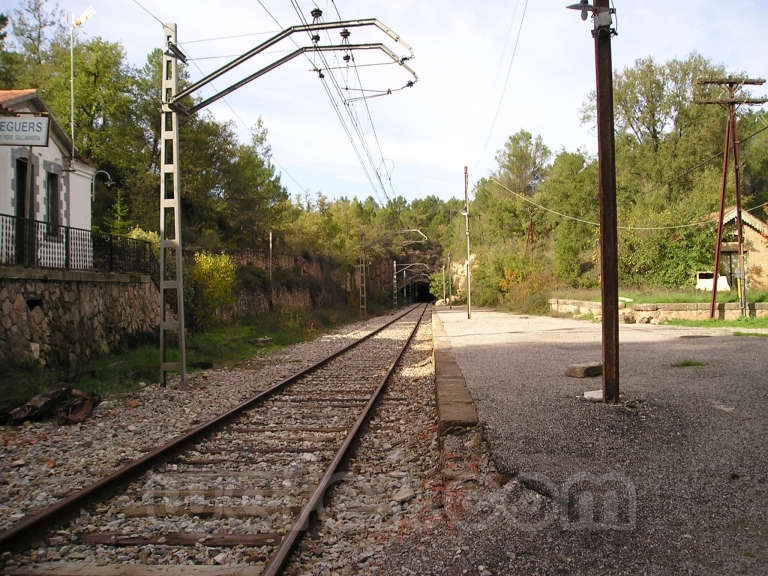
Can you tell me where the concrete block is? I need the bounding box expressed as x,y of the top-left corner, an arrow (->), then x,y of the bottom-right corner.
565,362 -> 603,378
583,389 -> 603,402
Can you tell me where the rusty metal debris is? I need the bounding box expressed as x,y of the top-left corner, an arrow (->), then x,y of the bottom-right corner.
6,384 -> 100,426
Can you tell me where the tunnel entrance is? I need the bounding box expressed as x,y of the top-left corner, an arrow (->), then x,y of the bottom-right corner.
413,281 -> 435,303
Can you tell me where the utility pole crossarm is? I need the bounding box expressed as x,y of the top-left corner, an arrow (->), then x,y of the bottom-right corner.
697,77 -> 765,86
695,98 -> 768,105
697,75 -> 766,318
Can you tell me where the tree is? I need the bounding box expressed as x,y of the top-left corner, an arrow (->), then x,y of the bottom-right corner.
107,188 -> 132,236
494,130 -> 551,197
0,13 -> 23,88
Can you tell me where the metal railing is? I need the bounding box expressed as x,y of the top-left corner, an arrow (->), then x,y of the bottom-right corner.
0,213 -> 156,275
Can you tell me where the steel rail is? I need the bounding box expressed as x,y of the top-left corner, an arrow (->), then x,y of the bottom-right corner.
263,303 -> 428,575
0,304 -> 420,552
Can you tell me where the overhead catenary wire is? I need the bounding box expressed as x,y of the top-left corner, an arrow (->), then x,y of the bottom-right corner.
288,0 -> 393,205
253,0 -> 390,206
183,31 -> 281,44
343,5 -> 397,198
128,0 -> 164,26
305,0 -> 402,201
126,0 -> 307,194
291,0 -> 386,202
184,49 -> 309,193
188,49 -> 294,61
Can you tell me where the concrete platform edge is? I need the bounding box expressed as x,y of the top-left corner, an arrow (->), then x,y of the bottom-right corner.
432,310 -> 478,435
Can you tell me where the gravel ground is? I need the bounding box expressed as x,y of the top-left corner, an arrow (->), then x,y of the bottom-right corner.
394,307 -> 767,576
0,312 -> 396,536
5,305 -> 764,574
283,307 -> 503,576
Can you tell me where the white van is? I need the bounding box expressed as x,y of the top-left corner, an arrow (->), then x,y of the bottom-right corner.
695,271 -> 730,292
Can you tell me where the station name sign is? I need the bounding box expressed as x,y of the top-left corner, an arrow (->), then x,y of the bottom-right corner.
0,115 -> 50,147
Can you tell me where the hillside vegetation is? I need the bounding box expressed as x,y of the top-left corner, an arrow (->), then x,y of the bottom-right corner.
3,1 -> 767,311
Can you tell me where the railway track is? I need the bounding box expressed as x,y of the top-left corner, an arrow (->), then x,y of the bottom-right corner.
1,304 -> 428,575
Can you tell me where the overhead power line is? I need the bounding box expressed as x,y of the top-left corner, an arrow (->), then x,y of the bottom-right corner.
274,0 -> 400,206
184,31 -> 281,44
125,0 -> 307,194
490,177 -> 713,231
484,0 -> 529,150
128,0 -> 164,26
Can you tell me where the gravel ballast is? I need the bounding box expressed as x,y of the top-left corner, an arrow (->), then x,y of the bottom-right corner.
411,307 -> 768,575
3,306 -> 765,574
0,312 -> 397,536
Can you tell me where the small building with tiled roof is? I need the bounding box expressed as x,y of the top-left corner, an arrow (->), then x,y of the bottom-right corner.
717,207 -> 768,290
0,89 -> 95,267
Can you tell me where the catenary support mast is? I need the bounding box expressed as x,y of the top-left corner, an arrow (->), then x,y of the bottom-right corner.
159,24 -> 186,385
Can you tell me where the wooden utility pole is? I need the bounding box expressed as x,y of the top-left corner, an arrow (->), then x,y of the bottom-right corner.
697,77 -> 767,318
594,0 -> 619,404
568,0 -> 619,403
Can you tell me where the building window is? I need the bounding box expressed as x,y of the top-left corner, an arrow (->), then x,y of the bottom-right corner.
47,172 -> 60,238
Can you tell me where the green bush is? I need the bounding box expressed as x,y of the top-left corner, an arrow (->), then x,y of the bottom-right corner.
187,251 -> 236,331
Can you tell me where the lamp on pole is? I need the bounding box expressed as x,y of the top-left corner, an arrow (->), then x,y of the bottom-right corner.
68,5 -> 94,161
92,169 -> 113,202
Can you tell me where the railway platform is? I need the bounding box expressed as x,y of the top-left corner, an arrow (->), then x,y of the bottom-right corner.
424,306 -> 767,575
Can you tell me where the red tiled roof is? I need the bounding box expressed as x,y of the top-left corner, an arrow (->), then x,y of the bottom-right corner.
0,89 -> 37,108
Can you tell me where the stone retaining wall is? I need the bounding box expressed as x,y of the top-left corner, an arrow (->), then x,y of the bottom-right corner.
0,267 -> 159,370
548,298 -> 768,323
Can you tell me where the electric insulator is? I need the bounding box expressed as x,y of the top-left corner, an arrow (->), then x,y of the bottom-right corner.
312,34 -> 320,43
343,54 -> 351,63
311,8 -> 322,19
340,29 -> 350,39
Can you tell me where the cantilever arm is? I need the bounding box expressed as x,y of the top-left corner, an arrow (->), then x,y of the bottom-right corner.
175,43 -> 416,116
172,18 -> 416,107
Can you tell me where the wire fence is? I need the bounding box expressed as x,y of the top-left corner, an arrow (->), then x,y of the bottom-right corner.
0,213 -> 156,275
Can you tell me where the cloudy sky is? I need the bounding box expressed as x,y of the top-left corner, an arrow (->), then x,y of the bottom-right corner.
45,1 -> 768,202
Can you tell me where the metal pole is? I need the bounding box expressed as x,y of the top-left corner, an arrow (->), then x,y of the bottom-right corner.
464,165 -> 471,320
26,146 -> 34,267
442,264 -> 446,304
448,252 -> 452,309
159,23 -> 187,386
70,23 -> 75,160
359,227 -> 366,318
710,116 -> 731,319
729,92 -> 747,316
593,0 -> 619,403
393,259 -> 397,310
268,230 -> 273,310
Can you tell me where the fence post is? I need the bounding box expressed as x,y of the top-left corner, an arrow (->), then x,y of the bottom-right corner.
65,226 -> 71,269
